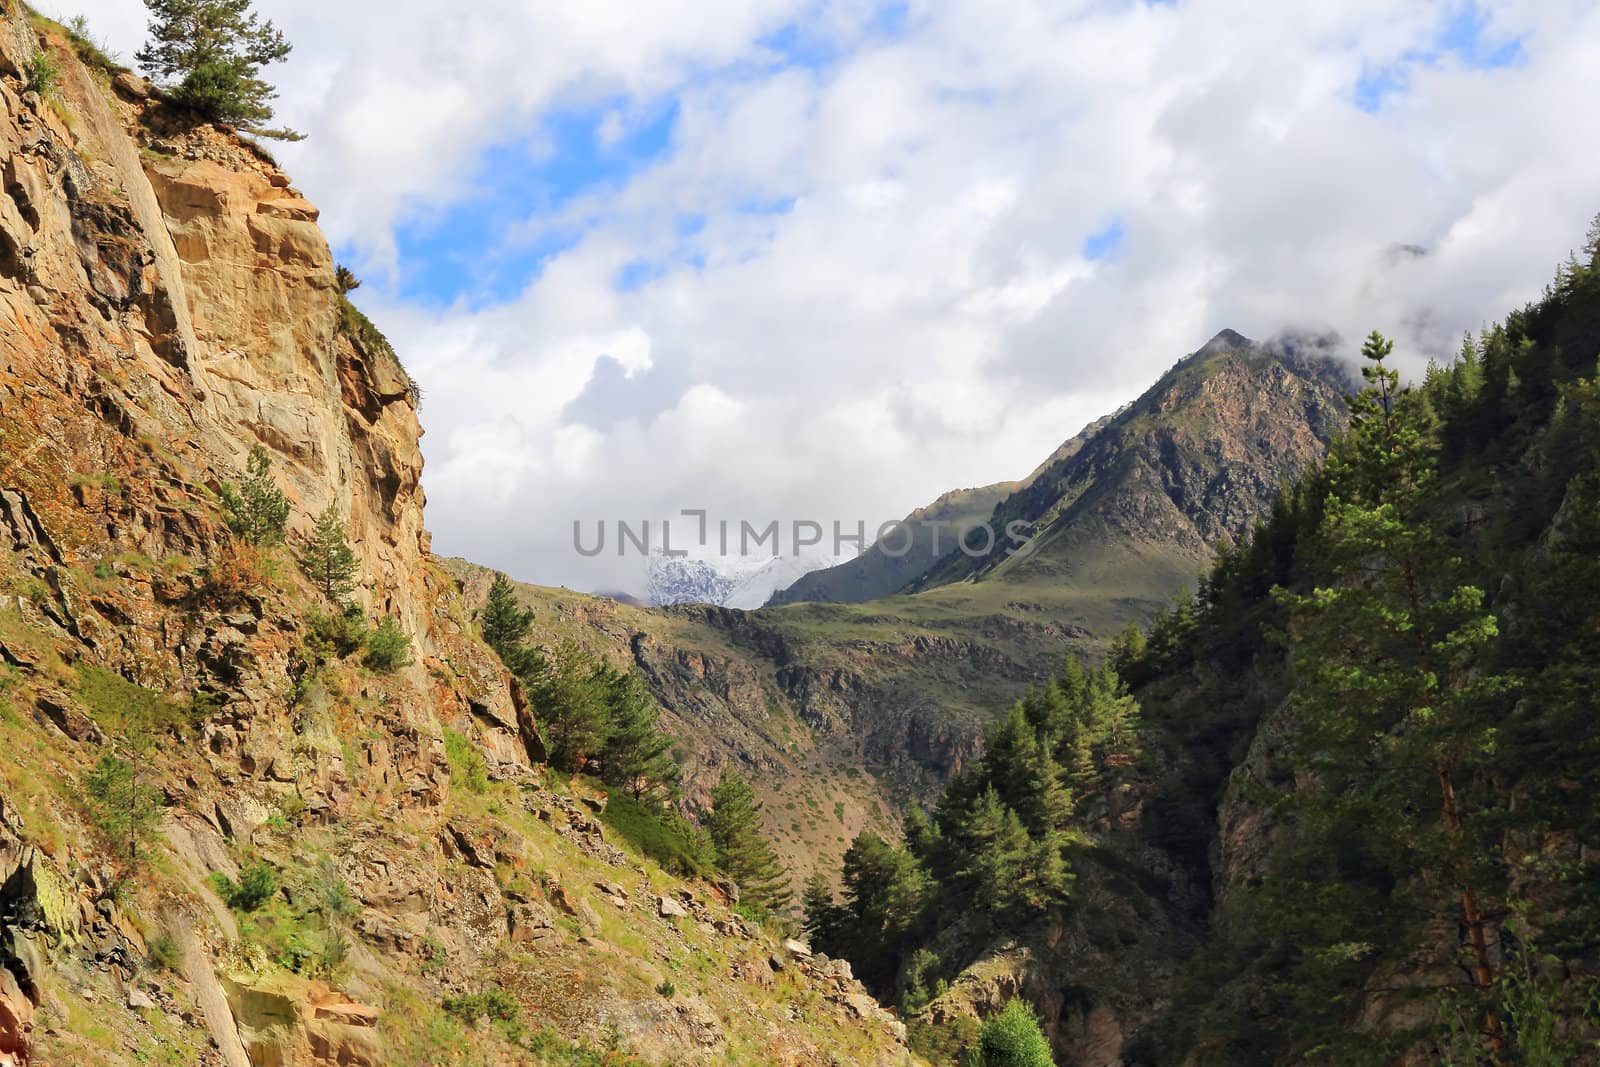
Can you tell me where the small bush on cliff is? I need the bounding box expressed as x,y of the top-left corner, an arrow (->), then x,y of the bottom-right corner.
209,860 -> 278,911
305,604 -> 369,661
23,51 -> 58,96
146,931 -> 182,972
364,616 -> 412,672
135,0 -> 301,139
220,445 -> 289,546
443,729 -> 488,794
967,999 -> 1055,1067
202,539 -> 269,606
441,988 -> 519,1024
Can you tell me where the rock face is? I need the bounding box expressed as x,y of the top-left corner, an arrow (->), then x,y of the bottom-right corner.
0,13 -> 912,1067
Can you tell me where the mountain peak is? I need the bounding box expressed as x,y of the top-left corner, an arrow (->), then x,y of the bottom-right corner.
1197,327 -> 1255,356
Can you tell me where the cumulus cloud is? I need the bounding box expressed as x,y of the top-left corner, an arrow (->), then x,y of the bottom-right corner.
57,0 -> 1600,593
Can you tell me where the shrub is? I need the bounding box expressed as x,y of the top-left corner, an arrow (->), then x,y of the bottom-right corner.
364,616 -> 412,672
24,52 -> 58,96
305,604 -> 368,661
203,539 -> 269,606
655,979 -> 676,999
147,931 -> 182,972
441,988 -> 519,1023
968,999 -> 1055,1067
443,730 -> 488,794
210,860 -> 278,911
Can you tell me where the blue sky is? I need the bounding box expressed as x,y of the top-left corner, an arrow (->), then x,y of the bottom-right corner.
1355,2 -> 1526,112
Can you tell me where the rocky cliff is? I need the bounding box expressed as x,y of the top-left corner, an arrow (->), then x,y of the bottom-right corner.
0,11 -> 913,1065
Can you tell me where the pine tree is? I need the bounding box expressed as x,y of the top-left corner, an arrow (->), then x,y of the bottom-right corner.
525,640 -> 610,774
595,665 -> 679,801
705,771 -> 791,915
219,444 -> 289,546
837,831 -> 931,989
1275,331 -> 1512,1053
299,505 -> 358,602
136,0 -> 300,137
479,573 -> 539,678
86,750 -> 163,868
950,786 -> 1032,915
801,872 -> 848,956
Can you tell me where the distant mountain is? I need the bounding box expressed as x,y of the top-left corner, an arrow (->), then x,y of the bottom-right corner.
763,482 -> 1017,607
913,328 -> 1353,593
645,550 -> 843,609
771,330 -> 1351,608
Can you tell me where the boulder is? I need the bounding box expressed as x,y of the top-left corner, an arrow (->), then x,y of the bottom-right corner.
657,895 -> 688,919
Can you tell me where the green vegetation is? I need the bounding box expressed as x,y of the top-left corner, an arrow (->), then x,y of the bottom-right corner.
443,728 -> 488,793
76,664 -> 203,735
209,860 -> 278,911
304,604 -> 369,661
600,793 -> 715,879
135,0 -> 300,138
968,999 -> 1055,1067
338,295 -> 419,404
299,505 -> 359,602
23,50 -> 57,95
219,445 -> 289,546
364,616 -> 412,672
705,771 -> 792,914
805,654 -> 1133,995
84,750 -> 162,867
146,931 -> 182,972
479,572 -> 539,677
441,988 -> 519,1023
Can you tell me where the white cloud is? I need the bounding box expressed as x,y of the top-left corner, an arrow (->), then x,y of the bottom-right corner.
56,0 -> 1600,593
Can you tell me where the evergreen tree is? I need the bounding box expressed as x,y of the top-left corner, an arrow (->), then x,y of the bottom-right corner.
299,505 -> 358,602
801,872 -> 849,955
86,750 -> 163,868
136,0 -> 300,137
219,444 -> 289,546
594,664 -> 679,801
969,998 -> 1055,1067
837,830 -> 931,989
705,771 -> 791,914
525,640 -> 610,774
1275,331 -> 1512,1053
948,786 -> 1032,915
478,573 -> 539,678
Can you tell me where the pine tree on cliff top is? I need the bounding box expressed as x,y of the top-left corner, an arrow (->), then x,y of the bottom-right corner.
137,0 -> 301,139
